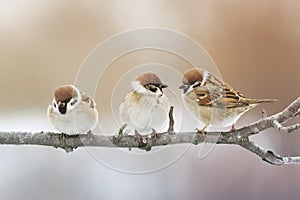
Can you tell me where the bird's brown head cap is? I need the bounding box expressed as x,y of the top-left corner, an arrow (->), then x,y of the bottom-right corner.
54,84 -> 78,102
134,72 -> 164,86
182,68 -> 204,85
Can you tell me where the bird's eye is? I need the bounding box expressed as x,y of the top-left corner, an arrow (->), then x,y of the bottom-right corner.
53,102 -> 57,108
192,82 -> 201,88
148,85 -> 158,92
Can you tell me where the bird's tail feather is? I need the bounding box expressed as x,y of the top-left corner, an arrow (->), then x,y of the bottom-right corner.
247,98 -> 278,104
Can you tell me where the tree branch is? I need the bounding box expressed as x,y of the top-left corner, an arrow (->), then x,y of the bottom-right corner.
0,97 -> 299,165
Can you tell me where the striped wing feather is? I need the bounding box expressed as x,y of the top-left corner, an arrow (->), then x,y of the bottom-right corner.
193,79 -> 249,108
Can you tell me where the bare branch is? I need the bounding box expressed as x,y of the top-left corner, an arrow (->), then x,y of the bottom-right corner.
237,97 -> 300,138
0,97 -> 299,165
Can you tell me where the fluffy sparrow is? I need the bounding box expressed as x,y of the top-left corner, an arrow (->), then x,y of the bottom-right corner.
179,68 -> 277,130
47,84 -> 98,136
119,72 -> 170,140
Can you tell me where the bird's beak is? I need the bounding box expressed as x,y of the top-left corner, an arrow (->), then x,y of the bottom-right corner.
179,83 -> 190,93
57,101 -> 66,108
179,83 -> 189,90
160,83 -> 168,88
57,101 -> 67,114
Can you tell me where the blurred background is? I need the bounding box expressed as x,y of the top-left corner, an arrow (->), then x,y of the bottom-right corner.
0,0 -> 300,199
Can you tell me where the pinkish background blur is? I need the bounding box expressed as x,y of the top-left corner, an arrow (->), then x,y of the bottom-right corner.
0,1 -> 299,200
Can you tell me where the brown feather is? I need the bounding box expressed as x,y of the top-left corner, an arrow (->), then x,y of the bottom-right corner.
184,68 -> 277,108
243,98 -> 278,104
54,85 -> 77,102
134,72 -> 163,86
81,91 -> 96,108
182,68 -> 204,84
130,91 -> 142,103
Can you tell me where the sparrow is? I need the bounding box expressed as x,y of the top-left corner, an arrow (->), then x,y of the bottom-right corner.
47,84 -> 98,137
119,72 -> 170,142
179,68 -> 277,131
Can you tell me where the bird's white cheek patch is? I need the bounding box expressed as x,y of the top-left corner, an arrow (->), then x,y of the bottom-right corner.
201,71 -> 209,86
130,81 -> 147,95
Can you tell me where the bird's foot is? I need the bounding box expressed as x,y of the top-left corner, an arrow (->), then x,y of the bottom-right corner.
135,130 -> 148,146
231,124 -> 236,132
195,125 -> 208,137
59,133 -> 68,140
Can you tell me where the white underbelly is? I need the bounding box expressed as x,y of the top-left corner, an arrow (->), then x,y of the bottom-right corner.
49,105 -> 98,134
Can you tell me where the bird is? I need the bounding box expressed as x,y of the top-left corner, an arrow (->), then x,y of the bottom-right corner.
47,84 -> 98,137
119,72 -> 170,142
179,68 -> 277,131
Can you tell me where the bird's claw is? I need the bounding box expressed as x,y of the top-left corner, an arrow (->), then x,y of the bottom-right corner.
195,125 -> 207,137
135,130 -> 148,147
231,124 -> 236,132
59,133 -> 68,140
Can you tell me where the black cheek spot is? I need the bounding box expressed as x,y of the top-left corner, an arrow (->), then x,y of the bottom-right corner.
192,82 -> 201,88
70,99 -> 78,106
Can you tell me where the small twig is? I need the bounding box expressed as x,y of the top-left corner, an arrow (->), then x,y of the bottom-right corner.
112,124 -> 127,143
237,97 -> 300,138
261,109 -> 267,119
167,106 -> 175,134
272,120 -> 300,133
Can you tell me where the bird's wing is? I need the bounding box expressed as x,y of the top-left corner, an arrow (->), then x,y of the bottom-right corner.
193,76 -> 248,108
81,91 -> 96,108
